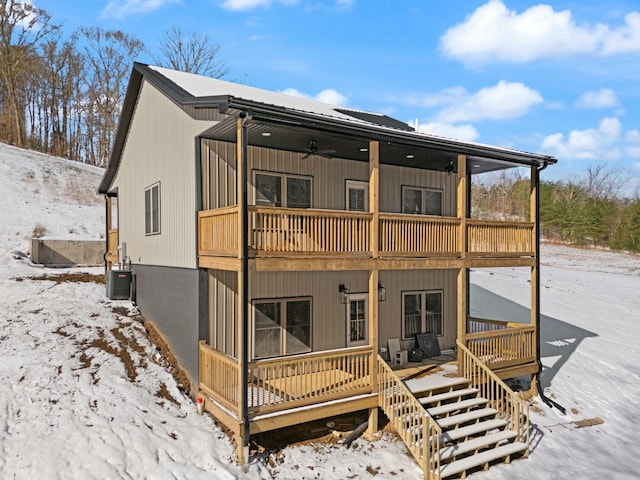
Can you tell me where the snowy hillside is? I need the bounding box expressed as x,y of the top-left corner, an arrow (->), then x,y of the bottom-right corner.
0,142 -> 104,258
1,143 -> 640,479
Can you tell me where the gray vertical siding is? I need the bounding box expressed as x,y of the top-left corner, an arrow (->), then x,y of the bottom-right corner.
132,264 -> 206,389
201,139 -> 457,214
208,268 -> 457,358
111,80 -> 213,269
378,269 -> 458,351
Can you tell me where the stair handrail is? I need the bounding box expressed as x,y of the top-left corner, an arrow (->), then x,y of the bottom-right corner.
456,341 -> 530,446
376,355 -> 442,480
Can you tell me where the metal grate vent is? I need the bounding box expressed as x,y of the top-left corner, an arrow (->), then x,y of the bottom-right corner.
107,270 -> 131,300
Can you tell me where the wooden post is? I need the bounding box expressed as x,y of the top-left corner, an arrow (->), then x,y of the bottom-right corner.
529,165 -> 539,395
369,140 -> 380,259
456,155 -> 468,370
366,140 -> 380,439
236,114 -> 249,463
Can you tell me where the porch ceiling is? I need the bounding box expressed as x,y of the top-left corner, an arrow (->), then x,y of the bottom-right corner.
199,116 -> 532,175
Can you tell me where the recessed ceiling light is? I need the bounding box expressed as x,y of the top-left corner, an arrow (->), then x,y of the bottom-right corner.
261,132 -> 271,137
473,164 -> 480,168
360,148 -> 368,152
406,154 -> 414,159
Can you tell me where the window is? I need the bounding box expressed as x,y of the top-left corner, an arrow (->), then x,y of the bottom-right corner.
347,294 -> 368,346
402,290 -> 443,340
253,298 -> 312,359
402,186 -> 443,216
346,180 -> 369,212
144,183 -> 160,235
254,172 -> 311,208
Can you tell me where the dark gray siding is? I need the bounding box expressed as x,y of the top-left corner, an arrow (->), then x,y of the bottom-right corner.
133,264 -> 207,390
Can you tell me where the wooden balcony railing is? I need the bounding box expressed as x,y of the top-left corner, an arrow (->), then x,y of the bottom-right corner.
197,207 -> 536,260
199,341 -> 239,412
106,228 -> 119,265
198,206 -> 239,256
465,321 -> 536,370
458,341 -> 529,448
199,343 -> 374,417
379,213 -> 460,256
248,206 -> 372,255
467,220 -> 534,256
248,346 -> 373,414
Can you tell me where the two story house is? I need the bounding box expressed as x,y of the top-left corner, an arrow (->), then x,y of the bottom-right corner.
99,63 -> 556,479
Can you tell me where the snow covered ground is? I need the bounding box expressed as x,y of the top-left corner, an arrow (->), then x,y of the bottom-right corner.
1,143 -> 639,479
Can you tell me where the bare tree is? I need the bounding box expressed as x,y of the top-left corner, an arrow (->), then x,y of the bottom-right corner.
580,163 -> 628,199
0,0 -> 59,146
36,34 -> 84,158
81,28 -> 144,166
152,26 -> 228,78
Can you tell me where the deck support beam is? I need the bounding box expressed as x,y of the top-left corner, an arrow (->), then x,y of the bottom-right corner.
236,114 -> 250,463
366,140 -> 380,439
529,165 -> 539,395
456,154 -> 468,369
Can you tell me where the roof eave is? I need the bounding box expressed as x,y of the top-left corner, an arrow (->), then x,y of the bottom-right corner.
225,97 -> 557,167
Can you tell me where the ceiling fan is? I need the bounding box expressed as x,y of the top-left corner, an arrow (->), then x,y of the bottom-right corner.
302,139 -> 336,159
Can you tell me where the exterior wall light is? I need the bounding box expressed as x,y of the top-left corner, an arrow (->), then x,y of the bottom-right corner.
378,283 -> 386,302
339,284 -> 350,304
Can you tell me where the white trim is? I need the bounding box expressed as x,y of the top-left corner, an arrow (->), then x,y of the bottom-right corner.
252,170 -> 313,208
401,185 -> 443,216
345,180 -> 369,212
346,293 -> 368,347
401,289 -> 444,340
251,297 -> 313,359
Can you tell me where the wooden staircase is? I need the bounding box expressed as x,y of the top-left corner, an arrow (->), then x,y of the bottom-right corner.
417,377 -> 527,478
377,342 -> 529,479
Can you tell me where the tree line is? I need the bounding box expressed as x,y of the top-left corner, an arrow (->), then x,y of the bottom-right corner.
472,166 -> 640,252
0,1 -> 227,166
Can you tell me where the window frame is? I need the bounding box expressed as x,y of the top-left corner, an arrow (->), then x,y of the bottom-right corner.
401,185 -> 443,216
346,293 -> 368,347
144,182 -> 161,236
253,170 -> 313,209
345,180 -> 369,212
251,296 -> 313,359
401,289 -> 444,340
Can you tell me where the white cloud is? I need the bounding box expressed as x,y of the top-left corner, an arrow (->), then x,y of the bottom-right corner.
417,122 -> 480,142
601,12 -> 640,54
221,0 -> 269,9
576,89 -> 619,109
281,87 -> 349,106
433,81 -> 543,123
541,117 -> 623,160
439,0 -> 640,66
100,0 -> 178,18
221,0 -> 298,11
315,89 -> 348,106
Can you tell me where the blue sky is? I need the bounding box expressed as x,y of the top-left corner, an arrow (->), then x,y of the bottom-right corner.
35,0 -> 640,193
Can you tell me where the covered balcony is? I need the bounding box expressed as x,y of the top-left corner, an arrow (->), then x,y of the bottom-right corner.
197,206 -> 535,266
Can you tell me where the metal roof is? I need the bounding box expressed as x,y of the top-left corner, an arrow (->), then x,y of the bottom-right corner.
99,63 -> 557,194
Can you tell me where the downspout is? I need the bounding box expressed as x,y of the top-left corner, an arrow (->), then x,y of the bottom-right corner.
239,111 -> 251,451
534,161 -> 566,414
103,194 -> 110,273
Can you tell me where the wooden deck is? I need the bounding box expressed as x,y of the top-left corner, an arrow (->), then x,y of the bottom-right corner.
198,206 -> 535,267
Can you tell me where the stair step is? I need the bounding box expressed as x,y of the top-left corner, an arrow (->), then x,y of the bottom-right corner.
439,430 -> 518,462
427,397 -> 488,417
437,408 -> 498,429
419,388 -> 479,406
412,378 -> 471,398
439,442 -> 528,478
440,418 -> 507,443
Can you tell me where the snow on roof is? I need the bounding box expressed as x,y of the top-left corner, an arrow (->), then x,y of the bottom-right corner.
149,65 -> 387,125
